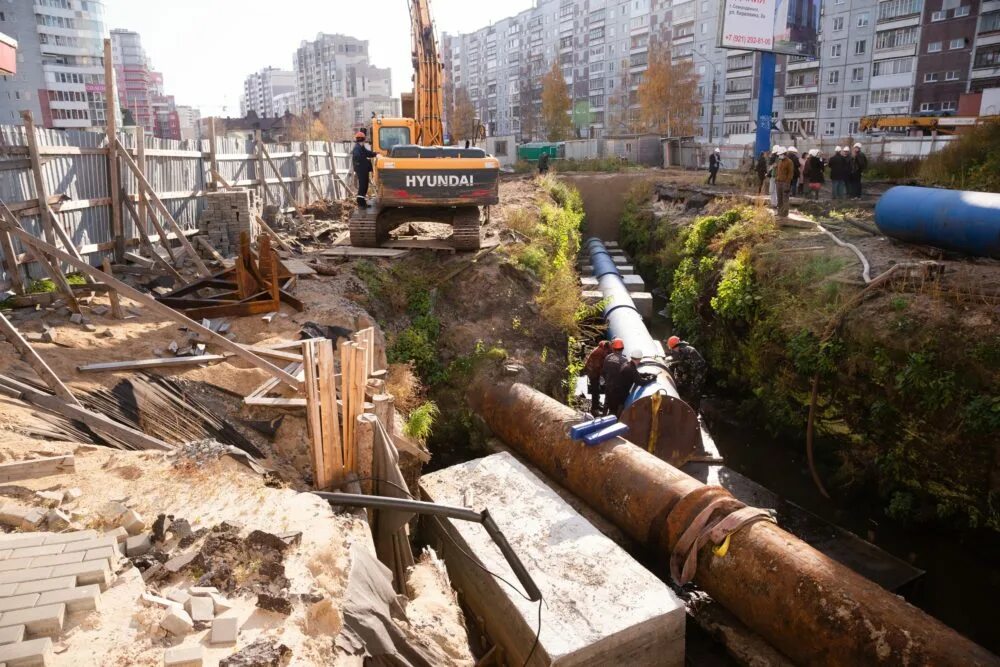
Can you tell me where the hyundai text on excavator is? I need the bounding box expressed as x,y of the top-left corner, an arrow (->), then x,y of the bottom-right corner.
349,0 -> 499,250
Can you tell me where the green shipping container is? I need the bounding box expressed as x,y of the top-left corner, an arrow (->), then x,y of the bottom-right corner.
517,142 -> 566,162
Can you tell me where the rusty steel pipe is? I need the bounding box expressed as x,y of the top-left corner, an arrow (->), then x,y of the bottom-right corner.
469,379 -> 998,666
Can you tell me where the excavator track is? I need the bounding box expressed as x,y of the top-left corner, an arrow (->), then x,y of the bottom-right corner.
348,205 -> 389,248
449,206 -> 483,251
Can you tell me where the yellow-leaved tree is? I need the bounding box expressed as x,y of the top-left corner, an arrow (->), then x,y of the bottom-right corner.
449,87 -> 479,144
541,60 -> 573,141
637,48 -> 699,136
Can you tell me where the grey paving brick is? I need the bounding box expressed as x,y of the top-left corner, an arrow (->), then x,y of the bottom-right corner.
0,583 -> 16,597
40,531 -> 96,546
0,623 -> 24,645
8,545 -> 64,560
0,549 -> 10,559
0,559 -> 35,573
83,547 -> 117,564
13,577 -> 75,596
164,643 -> 203,666
186,595 -> 213,622
37,584 -> 100,612
209,615 -> 238,644
26,552 -> 83,569
0,536 -> 46,551
0,594 -> 39,613
0,603 -> 65,637
60,536 -> 116,555
0,568 -> 53,586
0,636 -> 52,665
49,561 -> 108,588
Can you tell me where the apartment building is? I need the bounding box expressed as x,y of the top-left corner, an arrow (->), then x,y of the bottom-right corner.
445,0 -> 997,145
111,29 -> 182,139
293,34 -> 391,111
176,104 -> 200,142
240,67 -> 296,117
0,0 -> 109,129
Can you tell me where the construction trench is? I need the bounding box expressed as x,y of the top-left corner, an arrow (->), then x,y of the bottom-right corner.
0,166 -> 997,665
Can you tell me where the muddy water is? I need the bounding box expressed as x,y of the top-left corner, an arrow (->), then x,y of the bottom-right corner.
570,174 -> 1000,655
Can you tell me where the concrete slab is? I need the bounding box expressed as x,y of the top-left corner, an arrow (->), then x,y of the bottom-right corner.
421,452 -> 684,667
579,264 -> 636,275
582,290 -> 654,319
580,275 -> 646,293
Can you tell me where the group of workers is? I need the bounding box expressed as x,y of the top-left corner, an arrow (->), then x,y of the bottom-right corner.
752,143 -> 868,217
584,336 -> 707,417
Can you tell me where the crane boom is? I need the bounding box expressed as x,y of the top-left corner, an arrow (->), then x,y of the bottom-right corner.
410,0 -> 444,146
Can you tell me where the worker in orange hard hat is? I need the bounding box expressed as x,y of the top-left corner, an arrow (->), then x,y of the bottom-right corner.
665,335 -> 707,410
351,130 -> 377,208
601,338 -> 630,417
583,340 -> 612,415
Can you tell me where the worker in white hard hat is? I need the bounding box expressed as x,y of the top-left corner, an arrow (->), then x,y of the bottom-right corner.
707,147 -> 722,185
803,148 -> 825,200
786,146 -> 801,197
849,142 -> 868,200
768,146 -> 783,208
829,145 -> 850,200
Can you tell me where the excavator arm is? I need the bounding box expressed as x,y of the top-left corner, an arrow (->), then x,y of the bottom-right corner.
410,0 -> 444,146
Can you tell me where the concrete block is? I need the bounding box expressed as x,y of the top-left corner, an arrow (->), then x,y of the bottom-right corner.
188,586 -> 218,596
0,594 -> 39,613
160,608 -> 194,636
28,552 -> 83,568
209,615 -> 238,644
164,643 -> 204,667
0,637 -> 52,666
208,592 -> 232,615
125,534 -> 152,558
0,536 -> 45,550
119,510 -> 146,536
166,590 -> 190,606
0,568 -> 53,586
48,560 -> 109,589
140,593 -> 182,611
37,584 -> 101,612
185,595 -> 214,622
61,536 -> 116,555
9,545 -> 64,560
83,546 -> 119,564
34,491 -> 63,508
13,577 -> 76,595
0,603 -> 66,637
98,501 -> 127,523
103,527 -> 128,544
420,452 -> 686,667
0,623 -> 24,645
20,509 -> 46,532
61,488 -> 82,503
44,510 -> 71,531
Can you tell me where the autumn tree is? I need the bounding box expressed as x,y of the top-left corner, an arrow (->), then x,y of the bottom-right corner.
448,87 -> 479,144
318,98 -> 354,141
605,58 -> 635,135
541,60 -> 573,142
637,48 -> 699,136
287,112 -> 326,142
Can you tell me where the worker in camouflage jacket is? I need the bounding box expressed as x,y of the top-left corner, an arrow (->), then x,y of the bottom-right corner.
665,336 -> 707,410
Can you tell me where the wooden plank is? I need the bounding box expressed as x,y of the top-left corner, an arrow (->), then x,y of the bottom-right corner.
0,201 -> 79,314
349,343 -> 366,472
211,169 -> 234,190
0,310 -> 81,406
260,142 -> 302,223
103,38 -> 125,261
318,339 -> 344,485
0,455 -> 75,483
0,158 -> 33,171
355,413 -> 376,495
101,258 -> 124,319
340,341 -> 355,471
135,148 -> 203,158
208,118 -> 219,191
280,258 -> 316,276
303,340 -> 326,488
20,111 -> 61,271
300,143 -> 310,207
255,130 -> 270,208
134,126 -> 149,252
254,214 -> 295,254
243,346 -> 303,363
0,375 -> 173,451
51,197 -> 112,213
197,236 -> 226,263
0,219 -> 302,389
78,355 -> 228,372
244,397 -> 307,407
120,193 -> 186,284
113,137 -> 210,277
322,247 -> 410,258
383,239 -> 457,253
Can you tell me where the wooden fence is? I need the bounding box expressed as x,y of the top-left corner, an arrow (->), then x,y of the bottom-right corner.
0,118 -> 352,291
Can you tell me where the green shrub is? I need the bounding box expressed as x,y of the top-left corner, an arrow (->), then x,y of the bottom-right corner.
712,247 -> 758,321
404,401 -> 439,441
919,121 -> 1000,192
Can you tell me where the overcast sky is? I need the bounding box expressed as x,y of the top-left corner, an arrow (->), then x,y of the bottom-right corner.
101,0 -> 533,117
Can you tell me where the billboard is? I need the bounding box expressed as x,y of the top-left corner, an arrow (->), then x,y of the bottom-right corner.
719,0 -> 820,57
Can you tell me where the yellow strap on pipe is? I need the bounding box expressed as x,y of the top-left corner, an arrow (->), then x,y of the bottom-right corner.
647,391 -> 662,454
713,534 -> 732,557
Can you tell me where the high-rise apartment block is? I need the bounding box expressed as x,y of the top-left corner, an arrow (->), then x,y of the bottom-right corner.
241,67 -> 297,117
111,29 -> 181,139
176,104 -> 201,142
0,0 -> 110,129
443,0 -> 999,144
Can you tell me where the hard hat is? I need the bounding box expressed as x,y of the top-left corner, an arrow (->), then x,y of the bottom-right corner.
667,336 -> 681,349
629,350 -> 643,361
355,131 -> 366,140
771,145 -> 783,153
611,337 -> 624,350
788,146 -> 798,153
809,148 -> 819,156
853,142 -> 862,149
714,147 -> 720,152
834,145 -> 842,152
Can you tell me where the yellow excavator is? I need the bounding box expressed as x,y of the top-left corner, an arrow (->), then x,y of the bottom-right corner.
350,0 -> 499,250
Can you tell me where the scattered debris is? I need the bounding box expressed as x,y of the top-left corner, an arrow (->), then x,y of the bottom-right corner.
218,639 -> 290,667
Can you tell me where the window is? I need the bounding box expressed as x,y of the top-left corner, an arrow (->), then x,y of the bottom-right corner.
493,140 -> 508,156
876,27 -> 919,50
831,44 -> 843,57
870,87 -> 911,104
877,0 -> 922,21
931,10 -> 945,20
849,93 -> 862,108
955,5 -> 969,16
829,70 -> 840,84
852,66 -> 865,82
949,38 -> 965,49
919,102 -> 936,111
945,70 -> 959,80
378,126 -> 411,151
974,44 -> 1000,68
827,96 -> 838,109
855,40 -> 867,55
857,12 -> 870,26
981,12 -> 1000,33
833,16 -> 845,30
872,57 -> 913,76
924,72 -> 939,82
942,100 -> 956,111
848,121 -> 860,133
824,122 -> 836,135
928,41 -> 942,52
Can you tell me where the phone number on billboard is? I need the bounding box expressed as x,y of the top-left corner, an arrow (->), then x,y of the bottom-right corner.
723,34 -> 772,45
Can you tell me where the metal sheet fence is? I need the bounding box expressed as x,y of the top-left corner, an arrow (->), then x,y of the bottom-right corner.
0,125 -> 351,290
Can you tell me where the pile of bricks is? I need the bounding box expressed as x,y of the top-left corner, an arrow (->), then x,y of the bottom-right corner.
196,189 -> 261,257
0,529 -> 121,666
143,585 -> 238,666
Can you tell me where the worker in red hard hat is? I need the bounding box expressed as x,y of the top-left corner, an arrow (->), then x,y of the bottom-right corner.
351,130 -> 377,208
601,338 -> 631,417
665,335 -> 707,410
583,340 -> 612,415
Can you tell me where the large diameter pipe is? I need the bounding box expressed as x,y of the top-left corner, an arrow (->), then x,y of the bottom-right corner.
586,237 -> 659,359
468,379 -> 999,666
875,186 -> 1000,259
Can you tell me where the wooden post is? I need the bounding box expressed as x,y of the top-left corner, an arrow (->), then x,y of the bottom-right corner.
0,214 -> 302,388
113,138 -> 210,277
20,111 -> 57,249
355,413 -> 376,494
372,393 -> 395,440
101,257 -> 124,319
300,142 -> 310,206
0,310 -> 81,406
303,339 -> 326,488
340,341 -> 355,469
208,117 -> 219,191
255,130 -> 270,207
120,192 -> 186,283
260,143 -> 303,223
0,226 -> 24,295
326,141 -> 338,199
350,343 -> 367,471
103,38 -> 124,262
317,338 -> 344,485
133,125 -> 150,256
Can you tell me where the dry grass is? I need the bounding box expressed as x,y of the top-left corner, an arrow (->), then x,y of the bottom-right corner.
504,207 -> 538,236
386,362 -> 423,412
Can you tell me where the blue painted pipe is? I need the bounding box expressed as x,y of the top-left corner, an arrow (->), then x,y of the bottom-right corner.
874,186 -> 1000,259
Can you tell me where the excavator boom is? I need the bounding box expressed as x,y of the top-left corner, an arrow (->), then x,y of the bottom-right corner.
410,0 -> 444,146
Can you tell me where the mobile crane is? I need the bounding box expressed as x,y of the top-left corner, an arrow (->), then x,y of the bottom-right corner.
349,0 -> 499,250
